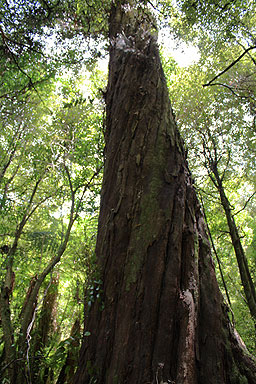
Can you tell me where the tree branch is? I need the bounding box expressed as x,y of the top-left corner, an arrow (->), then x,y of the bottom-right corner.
73,165 -> 103,222
234,191 -> 256,216
237,41 -> 256,66
205,82 -> 244,97
0,124 -> 24,183
203,45 -> 256,87
220,148 -> 231,183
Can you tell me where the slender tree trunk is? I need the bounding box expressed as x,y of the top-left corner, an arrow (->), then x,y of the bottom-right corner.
30,275 -> 59,383
74,3 -> 256,383
0,277 -> 16,382
210,165 -> 256,321
57,318 -> 81,384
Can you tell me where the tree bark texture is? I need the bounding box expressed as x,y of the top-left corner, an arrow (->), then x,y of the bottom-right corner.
74,3 -> 256,384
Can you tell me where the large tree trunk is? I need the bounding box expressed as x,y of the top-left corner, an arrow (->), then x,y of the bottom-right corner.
74,3 -> 256,383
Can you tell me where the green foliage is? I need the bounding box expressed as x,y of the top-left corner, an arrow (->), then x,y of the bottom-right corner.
161,0 -> 256,46
0,0 -> 110,102
0,36 -> 106,379
76,0 -> 112,38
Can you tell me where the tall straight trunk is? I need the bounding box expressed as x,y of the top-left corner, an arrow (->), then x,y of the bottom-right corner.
211,165 -> 256,321
74,3 -> 256,383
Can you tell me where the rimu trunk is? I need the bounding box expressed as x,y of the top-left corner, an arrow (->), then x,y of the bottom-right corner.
74,3 -> 256,383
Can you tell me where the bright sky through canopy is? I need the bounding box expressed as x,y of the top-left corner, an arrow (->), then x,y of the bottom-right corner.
159,31 -> 200,67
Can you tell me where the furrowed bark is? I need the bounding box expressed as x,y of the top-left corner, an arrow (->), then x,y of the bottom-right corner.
74,3 -> 256,383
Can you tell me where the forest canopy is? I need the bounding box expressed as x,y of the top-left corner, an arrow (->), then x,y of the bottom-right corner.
0,0 -> 256,383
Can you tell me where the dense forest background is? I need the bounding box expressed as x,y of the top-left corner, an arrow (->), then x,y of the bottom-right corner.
0,0 -> 256,382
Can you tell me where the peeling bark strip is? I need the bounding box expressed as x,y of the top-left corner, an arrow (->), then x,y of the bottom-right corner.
74,3 -> 256,384
176,290 -> 196,384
